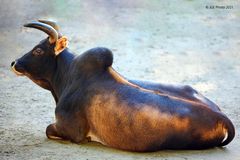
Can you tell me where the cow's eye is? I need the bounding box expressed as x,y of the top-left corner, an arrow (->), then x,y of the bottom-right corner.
32,48 -> 44,56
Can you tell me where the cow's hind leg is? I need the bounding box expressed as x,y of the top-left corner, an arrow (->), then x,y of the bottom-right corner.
46,123 -> 62,140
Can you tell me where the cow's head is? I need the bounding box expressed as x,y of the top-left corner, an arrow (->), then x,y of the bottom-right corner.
11,20 -> 68,90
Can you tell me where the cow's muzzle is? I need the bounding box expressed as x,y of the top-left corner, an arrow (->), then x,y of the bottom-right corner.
11,60 -> 24,76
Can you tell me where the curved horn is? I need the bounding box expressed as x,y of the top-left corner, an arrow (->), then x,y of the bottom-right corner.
38,19 -> 59,31
24,22 -> 58,44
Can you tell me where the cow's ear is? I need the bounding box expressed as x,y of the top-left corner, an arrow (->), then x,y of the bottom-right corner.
54,36 -> 68,56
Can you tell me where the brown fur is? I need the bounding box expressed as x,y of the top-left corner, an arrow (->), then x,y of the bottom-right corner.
201,122 -> 227,142
87,93 -> 193,151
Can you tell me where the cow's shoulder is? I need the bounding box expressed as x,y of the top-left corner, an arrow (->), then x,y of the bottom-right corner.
84,47 -> 113,68
72,47 -> 113,73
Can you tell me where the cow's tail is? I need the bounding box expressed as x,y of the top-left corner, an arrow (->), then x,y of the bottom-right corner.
218,113 -> 235,146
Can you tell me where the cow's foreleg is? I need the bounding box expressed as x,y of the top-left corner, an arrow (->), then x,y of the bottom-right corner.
46,123 -> 62,140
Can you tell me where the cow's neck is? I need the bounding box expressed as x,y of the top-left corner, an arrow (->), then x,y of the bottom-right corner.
50,49 -> 75,103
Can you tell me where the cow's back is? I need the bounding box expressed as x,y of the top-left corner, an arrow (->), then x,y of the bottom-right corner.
85,83 -> 227,151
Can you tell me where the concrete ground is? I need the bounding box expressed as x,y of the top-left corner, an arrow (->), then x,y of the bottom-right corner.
0,0 -> 239,159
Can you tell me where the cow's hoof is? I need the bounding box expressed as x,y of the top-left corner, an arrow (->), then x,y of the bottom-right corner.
46,124 -> 62,140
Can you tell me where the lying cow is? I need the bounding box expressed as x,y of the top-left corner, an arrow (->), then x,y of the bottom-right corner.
11,20 -> 235,152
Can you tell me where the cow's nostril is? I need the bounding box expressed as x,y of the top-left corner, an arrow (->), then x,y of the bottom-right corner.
11,61 -> 16,67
